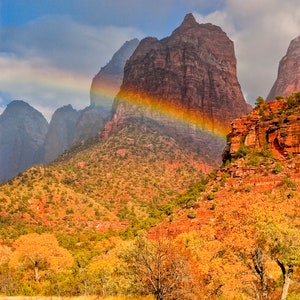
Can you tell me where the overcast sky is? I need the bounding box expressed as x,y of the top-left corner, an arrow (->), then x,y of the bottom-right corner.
0,0 -> 299,120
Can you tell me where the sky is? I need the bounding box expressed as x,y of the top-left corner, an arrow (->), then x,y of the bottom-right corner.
0,0 -> 299,121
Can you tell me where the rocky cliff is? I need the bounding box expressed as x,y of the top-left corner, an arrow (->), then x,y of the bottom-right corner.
0,100 -> 48,182
90,38 -> 139,107
223,93 -> 300,162
267,36 -> 300,101
102,14 -> 249,165
43,105 -> 80,164
113,14 -> 249,131
72,105 -> 112,145
44,105 -> 112,164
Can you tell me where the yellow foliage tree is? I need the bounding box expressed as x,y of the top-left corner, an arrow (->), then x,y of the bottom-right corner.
9,233 -> 73,282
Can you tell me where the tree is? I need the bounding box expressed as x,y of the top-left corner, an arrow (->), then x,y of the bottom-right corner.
239,246 -> 275,300
9,233 -> 73,282
262,224 -> 300,300
120,235 -> 191,300
255,96 -> 265,107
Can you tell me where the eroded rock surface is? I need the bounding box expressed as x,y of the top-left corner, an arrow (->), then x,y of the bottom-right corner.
267,36 -> 300,101
223,97 -> 300,162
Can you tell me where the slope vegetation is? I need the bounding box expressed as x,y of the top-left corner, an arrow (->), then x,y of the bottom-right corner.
0,118 -> 212,240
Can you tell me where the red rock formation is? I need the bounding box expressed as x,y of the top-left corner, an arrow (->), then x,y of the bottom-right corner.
267,36 -> 300,101
223,96 -> 300,162
115,14 -> 249,132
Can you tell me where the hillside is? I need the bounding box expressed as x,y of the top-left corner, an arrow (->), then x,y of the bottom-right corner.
1,95 -> 300,299
0,118 -> 215,241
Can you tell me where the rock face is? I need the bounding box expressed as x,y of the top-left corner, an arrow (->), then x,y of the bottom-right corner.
44,105 -> 112,164
0,100 -> 48,182
90,38 -> 139,107
73,106 -> 112,145
43,105 -> 80,164
114,14 -> 249,131
102,14 -> 249,165
267,36 -> 300,101
223,96 -> 300,162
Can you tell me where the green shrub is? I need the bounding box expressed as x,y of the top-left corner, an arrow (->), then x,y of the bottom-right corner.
187,210 -> 197,219
275,95 -> 284,100
287,92 -> 300,108
273,163 -> 283,174
282,176 -> 297,189
236,144 -> 251,158
207,193 -> 215,200
255,96 -> 265,107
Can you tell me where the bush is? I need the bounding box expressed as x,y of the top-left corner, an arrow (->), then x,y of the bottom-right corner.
286,92 -> 300,108
236,144 -> 251,159
187,210 -> 197,219
273,163 -> 283,174
255,96 -> 265,107
275,95 -> 284,100
207,193 -> 215,200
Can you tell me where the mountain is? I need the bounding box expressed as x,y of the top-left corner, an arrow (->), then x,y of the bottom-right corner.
90,38 -> 140,107
1,95 -> 300,299
43,39 -> 139,165
7,15 -> 300,297
0,118 -> 210,236
43,105 -> 80,164
267,36 -> 300,101
44,105 -> 112,164
72,105 -> 112,145
0,13 -> 254,235
102,14 -> 249,166
114,14 -> 249,130
0,100 -> 48,183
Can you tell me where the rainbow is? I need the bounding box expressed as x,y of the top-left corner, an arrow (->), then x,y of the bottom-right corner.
9,64 -> 228,138
92,86 -> 228,139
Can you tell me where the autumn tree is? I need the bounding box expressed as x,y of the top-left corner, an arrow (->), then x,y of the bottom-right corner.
261,223 -> 300,300
120,235 -> 191,300
239,246 -> 276,300
9,233 -> 73,282
255,96 -> 265,107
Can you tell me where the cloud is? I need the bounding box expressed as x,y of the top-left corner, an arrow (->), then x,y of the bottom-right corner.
0,0 -> 299,119
194,0 -> 300,104
0,16 -> 143,120
1,15 -> 142,74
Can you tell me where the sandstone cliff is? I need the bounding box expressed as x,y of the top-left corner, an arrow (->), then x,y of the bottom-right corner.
114,14 -> 249,130
223,93 -> 300,162
90,38 -> 139,107
102,14 -> 249,166
267,36 -> 300,101
0,100 -> 48,182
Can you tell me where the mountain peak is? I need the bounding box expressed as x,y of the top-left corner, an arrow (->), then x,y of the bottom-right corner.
0,100 -> 48,182
266,36 -> 300,101
90,38 -> 139,107
115,13 -> 248,132
180,13 -> 198,28
287,35 -> 300,55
